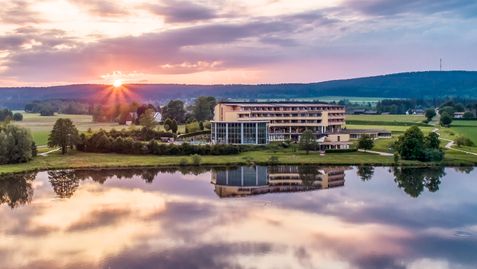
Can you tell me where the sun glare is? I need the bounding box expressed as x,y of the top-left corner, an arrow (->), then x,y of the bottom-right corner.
113,79 -> 123,88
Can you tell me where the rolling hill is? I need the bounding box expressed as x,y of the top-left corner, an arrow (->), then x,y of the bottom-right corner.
1,71 -> 477,109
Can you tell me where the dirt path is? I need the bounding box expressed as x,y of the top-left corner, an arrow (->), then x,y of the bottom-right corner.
39,148 -> 60,157
358,149 -> 393,157
433,128 -> 477,156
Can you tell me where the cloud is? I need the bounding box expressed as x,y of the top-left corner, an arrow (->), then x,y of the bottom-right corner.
0,0 -> 45,25
70,0 -> 130,17
145,0 -> 218,23
1,17 -> 316,81
346,0 -> 477,18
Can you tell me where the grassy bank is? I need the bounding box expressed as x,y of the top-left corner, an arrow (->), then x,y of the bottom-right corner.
1,148 -> 476,175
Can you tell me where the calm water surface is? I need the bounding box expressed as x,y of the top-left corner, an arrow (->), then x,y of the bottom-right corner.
1,165 -> 476,269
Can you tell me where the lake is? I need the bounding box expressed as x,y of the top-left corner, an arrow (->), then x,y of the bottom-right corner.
1,165 -> 476,269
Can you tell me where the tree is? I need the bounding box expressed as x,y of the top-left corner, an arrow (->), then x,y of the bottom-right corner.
161,100 -> 186,123
192,96 -> 216,121
425,132 -> 440,149
0,109 -> 13,122
48,118 -> 80,154
395,126 -> 425,160
425,109 -> 436,121
136,104 -> 157,124
139,108 -> 157,129
395,126 -> 444,162
169,119 -> 178,133
439,106 -> 455,116
357,134 -> 374,151
39,104 -> 56,116
440,111 -> 452,127
164,118 -> 172,132
299,130 -> 317,154
0,124 -> 33,164
13,113 -> 23,121
463,111 -> 474,119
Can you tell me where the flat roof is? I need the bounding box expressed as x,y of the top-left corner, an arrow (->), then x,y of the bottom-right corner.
218,101 -> 342,106
340,129 -> 391,134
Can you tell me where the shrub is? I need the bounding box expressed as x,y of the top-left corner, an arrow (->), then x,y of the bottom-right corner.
191,154 -> 202,165
357,134 -> 374,151
325,148 -> 358,153
13,113 -> 23,121
455,136 -> 475,147
463,111 -> 475,119
179,158 -> 188,166
421,148 -> 444,162
440,112 -> 452,127
268,155 -> 279,164
242,156 -> 254,165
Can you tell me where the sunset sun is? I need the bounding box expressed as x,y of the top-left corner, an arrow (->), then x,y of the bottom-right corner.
113,79 -> 123,88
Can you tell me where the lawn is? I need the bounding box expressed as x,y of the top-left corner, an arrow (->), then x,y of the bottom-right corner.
346,114 -> 427,126
0,149 -> 438,175
450,120 -> 477,144
2,145 -> 476,175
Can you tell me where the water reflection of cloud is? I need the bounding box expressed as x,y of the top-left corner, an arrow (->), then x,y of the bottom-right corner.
104,242 -> 276,269
1,167 -> 477,269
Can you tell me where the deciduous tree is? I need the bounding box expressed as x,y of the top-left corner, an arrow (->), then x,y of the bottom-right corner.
48,119 -> 80,154
299,130 -> 317,154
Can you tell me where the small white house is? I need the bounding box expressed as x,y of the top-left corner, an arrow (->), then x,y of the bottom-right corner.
154,112 -> 162,123
454,112 -> 465,119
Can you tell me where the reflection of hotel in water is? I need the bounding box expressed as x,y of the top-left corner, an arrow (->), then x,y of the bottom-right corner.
211,166 -> 347,198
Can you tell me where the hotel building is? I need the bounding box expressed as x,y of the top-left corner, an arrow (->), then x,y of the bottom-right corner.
211,101 -> 350,148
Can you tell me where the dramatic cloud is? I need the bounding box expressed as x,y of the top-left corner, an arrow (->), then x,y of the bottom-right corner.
0,0 -> 476,86
346,0 -> 477,17
0,1 -> 45,25
145,0 -> 218,23
70,0 -> 130,17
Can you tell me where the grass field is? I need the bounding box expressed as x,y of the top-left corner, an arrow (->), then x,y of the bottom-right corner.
449,120 -> 477,144
0,148 -> 470,175
13,113 -> 120,145
1,145 -> 476,175
348,115 -> 477,156
13,112 -> 189,145
346,114 -> 427,126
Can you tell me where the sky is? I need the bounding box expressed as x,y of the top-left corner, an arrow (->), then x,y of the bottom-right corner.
1,0 -> 477,86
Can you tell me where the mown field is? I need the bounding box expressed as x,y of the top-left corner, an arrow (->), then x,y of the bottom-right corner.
347,114 -> 477,156
13,113 -> 120,145
346,114 -> 428,126
13,112 -> 189,145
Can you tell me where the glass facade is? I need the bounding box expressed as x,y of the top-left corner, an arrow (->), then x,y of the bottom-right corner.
211,122 -> 268,145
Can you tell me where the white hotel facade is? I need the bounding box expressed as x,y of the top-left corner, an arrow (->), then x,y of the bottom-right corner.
211,101 -> 350,149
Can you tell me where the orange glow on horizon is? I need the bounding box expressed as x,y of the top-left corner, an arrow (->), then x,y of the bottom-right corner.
95,83 -> 141,107
113,79 -> 123,88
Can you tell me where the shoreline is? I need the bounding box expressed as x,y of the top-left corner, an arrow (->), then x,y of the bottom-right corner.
1,151 -> 475,176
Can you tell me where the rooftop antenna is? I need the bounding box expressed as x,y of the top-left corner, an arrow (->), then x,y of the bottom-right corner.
440,58 -> 442,71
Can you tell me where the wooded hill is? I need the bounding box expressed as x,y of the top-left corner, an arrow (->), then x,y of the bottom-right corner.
2,71 -> 477,109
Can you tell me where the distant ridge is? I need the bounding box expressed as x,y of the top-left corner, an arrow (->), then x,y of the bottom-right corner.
1,71 -> 477,108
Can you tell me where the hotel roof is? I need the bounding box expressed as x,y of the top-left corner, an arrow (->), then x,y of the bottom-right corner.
218,101 -> 341,106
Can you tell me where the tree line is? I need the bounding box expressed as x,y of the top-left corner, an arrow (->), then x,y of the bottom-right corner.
0,109 -> 23,122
